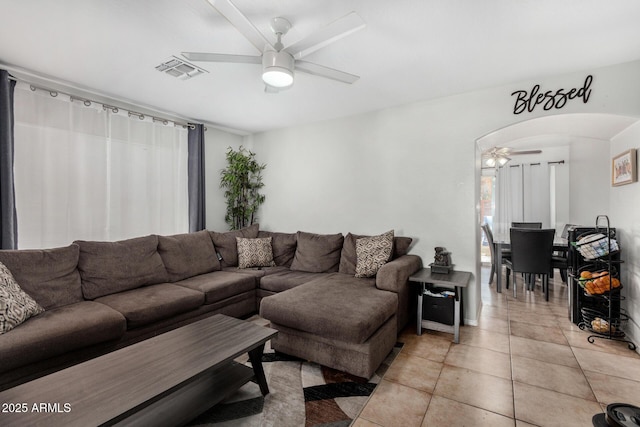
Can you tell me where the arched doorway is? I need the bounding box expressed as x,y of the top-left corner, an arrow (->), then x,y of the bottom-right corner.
473,113 -> 639,310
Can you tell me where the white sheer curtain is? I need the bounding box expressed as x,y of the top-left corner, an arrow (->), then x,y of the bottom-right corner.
494,162 -> 551,237
523,162 -> 550,227
13,83 -> 188,249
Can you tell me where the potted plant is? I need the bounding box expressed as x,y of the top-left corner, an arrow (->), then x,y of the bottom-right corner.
220,146 -> 266,230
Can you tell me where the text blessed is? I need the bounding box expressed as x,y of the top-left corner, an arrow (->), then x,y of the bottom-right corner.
511,75 -> 593,115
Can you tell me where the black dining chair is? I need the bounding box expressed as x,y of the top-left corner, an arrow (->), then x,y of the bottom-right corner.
560,224 -> 577,239
511,222 -> 542,229
504,228 -> 555,300
552,252 -> 568,283
481,223 -> 511,285
551,224 -> 575,283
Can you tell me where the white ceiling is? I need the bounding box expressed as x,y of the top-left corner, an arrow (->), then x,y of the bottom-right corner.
476,113 -> 640,153
2,0 -> 640,134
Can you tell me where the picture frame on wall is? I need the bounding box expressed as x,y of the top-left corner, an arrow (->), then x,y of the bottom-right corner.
612,148 -> 637,186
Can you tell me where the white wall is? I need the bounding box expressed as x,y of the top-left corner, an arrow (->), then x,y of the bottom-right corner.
206,59 -> 640,326
610,122 -> 640,350
204,127 -> 244,232
247,93 -> 499,328
569,137 -> 611,225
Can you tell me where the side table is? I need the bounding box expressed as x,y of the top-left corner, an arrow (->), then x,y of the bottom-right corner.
408,267 -> 471,343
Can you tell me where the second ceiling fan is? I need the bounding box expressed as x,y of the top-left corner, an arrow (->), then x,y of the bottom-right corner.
483,146 -> 543,167
182,0 -> 366,92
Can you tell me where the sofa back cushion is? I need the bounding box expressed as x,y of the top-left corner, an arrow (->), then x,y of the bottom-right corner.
393,236 -> 413,258
257,231 -> 297,267
290,231 -> 344,273
339,232 -> 413,275
157,230 -> 220,282
209,223 -> 259,268
76,235 -> 169,300
0,244 -> 82,310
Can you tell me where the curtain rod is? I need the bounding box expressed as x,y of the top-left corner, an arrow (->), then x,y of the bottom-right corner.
481,160 -> 565,170
8,75 -> 200,130
509,160 -> 565,167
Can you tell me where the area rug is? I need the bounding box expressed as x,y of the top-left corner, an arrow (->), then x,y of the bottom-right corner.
186,317 -> 402,427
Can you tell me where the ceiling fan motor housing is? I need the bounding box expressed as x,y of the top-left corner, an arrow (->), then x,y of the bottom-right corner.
262,50 -> 294,87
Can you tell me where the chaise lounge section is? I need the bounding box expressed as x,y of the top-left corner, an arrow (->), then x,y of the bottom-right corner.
260,231 -> 422,378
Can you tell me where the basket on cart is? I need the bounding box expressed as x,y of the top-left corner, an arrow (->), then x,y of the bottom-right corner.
580,306 -> 629,338
573,233 -> 619,260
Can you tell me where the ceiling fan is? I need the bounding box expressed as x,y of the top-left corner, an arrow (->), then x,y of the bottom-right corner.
182,0 -> 366,92
483,146 -> 542,167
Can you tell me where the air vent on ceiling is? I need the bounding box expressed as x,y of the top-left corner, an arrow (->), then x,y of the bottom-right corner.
155,56 -> 207,80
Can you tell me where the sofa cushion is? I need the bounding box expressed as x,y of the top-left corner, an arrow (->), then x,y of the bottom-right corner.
158,230 -> 220,282
209,223 -> 259,268
0,301 -> 126,372
393,236 -> 413,258
259,270 -> 327,293
76,235 -> 169,300
260,273 -> 397,344
290,231 -> 344,273
237,237 -> 276,269
257,231 -> 297,267
174,271 -> 256,304
0,244 -> 82,310
339,232 -> 413,275
355,230 -> 394,278
0,262 -> 45,334
94,283 -> 204,329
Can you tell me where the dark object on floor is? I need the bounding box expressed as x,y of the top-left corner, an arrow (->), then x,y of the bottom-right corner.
593,403 -> 640,427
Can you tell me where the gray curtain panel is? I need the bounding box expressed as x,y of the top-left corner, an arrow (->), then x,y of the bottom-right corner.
187,123 -> 206,232
0,70 -> 18,249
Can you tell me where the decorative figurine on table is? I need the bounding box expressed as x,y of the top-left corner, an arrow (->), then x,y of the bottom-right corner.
430,247 -> 453,274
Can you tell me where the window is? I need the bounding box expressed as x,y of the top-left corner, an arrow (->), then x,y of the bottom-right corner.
13,84 -> 188,249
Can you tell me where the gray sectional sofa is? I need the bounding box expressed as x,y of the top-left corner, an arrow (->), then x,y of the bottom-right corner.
0,224 -> 421,391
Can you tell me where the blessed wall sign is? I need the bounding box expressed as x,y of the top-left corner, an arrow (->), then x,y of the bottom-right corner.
511,75 -> 593,115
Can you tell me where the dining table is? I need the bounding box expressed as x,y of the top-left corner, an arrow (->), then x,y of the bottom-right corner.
493,232 -> 568,293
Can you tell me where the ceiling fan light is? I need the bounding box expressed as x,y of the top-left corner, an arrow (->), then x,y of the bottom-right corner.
262,68 -> 293,87
262,50 -> 294,88
498,157 -> 509,166
485,157 -> 496,167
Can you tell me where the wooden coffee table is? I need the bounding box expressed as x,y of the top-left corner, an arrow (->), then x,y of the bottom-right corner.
0,314 -> 277,427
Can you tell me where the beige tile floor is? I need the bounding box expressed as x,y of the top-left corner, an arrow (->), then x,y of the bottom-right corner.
353,266 -> 640,427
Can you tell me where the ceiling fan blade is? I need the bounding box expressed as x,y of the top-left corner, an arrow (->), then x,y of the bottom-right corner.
182,52 -> 261,64
206,0 -> 272,52
284,12 -> 365,60
295,61 -> 359,84
510,150 -> 543,155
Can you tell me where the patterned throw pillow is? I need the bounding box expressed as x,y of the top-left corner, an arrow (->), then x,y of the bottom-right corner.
236,237 -> 276,269
355,230 -> 394,278
0,261 -> 45,334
